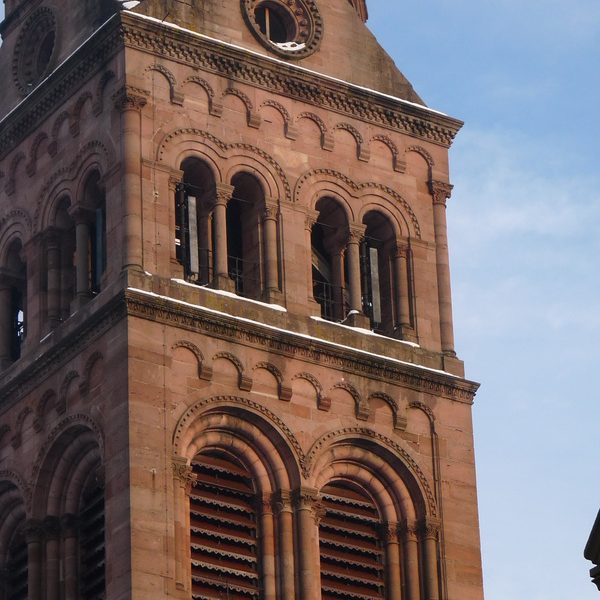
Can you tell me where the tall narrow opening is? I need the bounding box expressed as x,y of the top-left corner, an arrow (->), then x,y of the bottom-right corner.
83,172 -> 106,295
311,198 -> 349,322
6,525 -> 27,599
319,480 -> 385,600
177,158 -> 216,285
190,450 -> 259,599
227,173 -> 264,300
3,240 -> 27,363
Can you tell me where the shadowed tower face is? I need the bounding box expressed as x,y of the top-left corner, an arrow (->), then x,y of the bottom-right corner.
0,1 -> 484,599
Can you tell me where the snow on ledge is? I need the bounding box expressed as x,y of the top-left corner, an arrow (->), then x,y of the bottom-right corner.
124,11 -> 448,117
128,286 -> 457,378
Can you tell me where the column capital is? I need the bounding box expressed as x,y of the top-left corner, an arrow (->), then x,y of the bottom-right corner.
24,518 -> 44,543
42,515 -> 61,540
393,240 -> 410,259
60,513 -> 79,537
304,209 -> 319,232
68,204 -> 94,225
399,519 -> 420,541
215,183 -> 235,206
429,180 -> 453,206
273,489 -> 293,514
293,487 -> 326,524
263,198 -> 279,221
347,224 -> 366,244
379,521 -> 401,543
420,517 -> 441,540
172,456 -> 196,493
112,86 -> 148,112
258,493 -> 274,515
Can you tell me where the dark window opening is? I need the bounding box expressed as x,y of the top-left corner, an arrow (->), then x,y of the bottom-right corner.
10,288 -> 25,362
35,30 -> 55,79
84,172 -> 107,296
319,480 -> 385,600
79,472 -> 105,600
255,4 -> 292,43
6,527 -> 27,600
190,450 -> 259,600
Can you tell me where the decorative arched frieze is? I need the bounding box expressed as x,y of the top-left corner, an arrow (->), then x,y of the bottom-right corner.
369,391 -> 406,431
296,112 -> 333,151
93,70 -> 116,115
253,361 -> 292,401
260,99 -> 297,139
157,128 -> 292,203
172,340 -> 212,381
333,122 -> 369,161
212,351 -> 252,391
57,370 -> 80,415
295,168 -> 421,239
5,152 -> 26,195
145,64 -> 183,105
371,134 -> 404,172
11,406 -> 33,449
292,372 -> 329,411
0,208 -> 33,260
0,424 -> 11,448
183,75 -> 222,116
221,87 -> 261,128
34,139 -> 116,233
406,145 -> 435,179
70,91 -> 94,137
306,427 -> 437,517
48,111 -> 71,156
172,395 -> 304,485
34,389 -> 57,432
409,400 -> 436,426
332,381 -> 368,420
79,351 -> 103,396
26,132 -> 49,176
0,470 -> 29,501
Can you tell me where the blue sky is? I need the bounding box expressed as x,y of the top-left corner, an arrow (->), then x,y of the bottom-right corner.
368,2 -> 600,599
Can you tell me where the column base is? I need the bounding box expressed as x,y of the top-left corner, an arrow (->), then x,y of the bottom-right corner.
393,325 -> 418,344
344,311 -> 370,329
212,274 -> 236,294
262,288 -> 283,305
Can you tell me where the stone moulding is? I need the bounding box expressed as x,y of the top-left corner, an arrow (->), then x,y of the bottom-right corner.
124,289 -> 478,404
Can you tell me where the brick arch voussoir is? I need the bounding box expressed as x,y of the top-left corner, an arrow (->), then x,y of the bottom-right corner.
145,64 -> 183,105
306,428 -> 437,519
172,340 -> 213,381
26,132 -> 50,176
0,208 -> 32,263
173,395 -> 304,488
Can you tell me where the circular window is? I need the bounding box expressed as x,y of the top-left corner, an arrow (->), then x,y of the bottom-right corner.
241,0 -> 323,59
13,8 -> 58,95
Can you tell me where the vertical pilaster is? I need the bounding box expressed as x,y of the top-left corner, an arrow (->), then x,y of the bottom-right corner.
113,86 -> 147,272
430,180 -> 455,355
61,514 -> 78,600
394,242 -> 412,330
213,183 -> 235,292
401,520 -> 421,600
304,210 -> 319,305
262,199 -> 279,301
274,490 -> 295,599
346,225 -> 370,327
172,457 -> 195,591
259,495 -> 276,600
25,519 -> 43,600
45,230 -> 61,328
421,519 -> 441,600
44,516 -> 61,600
294,488 -> 324,600
381,522 -> 402,600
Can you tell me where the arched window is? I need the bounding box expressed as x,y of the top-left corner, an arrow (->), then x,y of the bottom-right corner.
78,469 -> 105,599
0,240 -> 27,368
311,198 -> 350,322
227,173 -> 265,300
190,450 -> 260,599
361,211 -> 415,338
319,480 -> 385,600
176,158 -> 216,285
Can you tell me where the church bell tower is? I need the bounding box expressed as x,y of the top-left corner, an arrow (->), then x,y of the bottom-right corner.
0,0 -> 484,598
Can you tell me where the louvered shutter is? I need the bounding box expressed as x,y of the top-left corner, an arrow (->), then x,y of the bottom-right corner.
79,479 -> 105,599
190,452 -> 259,600
320,481 -> 385,600
6,528 -> 27,600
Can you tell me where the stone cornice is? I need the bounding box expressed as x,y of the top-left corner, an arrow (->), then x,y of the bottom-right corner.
124,288 -> 479,403
120,12 -> 462,147
0,14 -> 122,160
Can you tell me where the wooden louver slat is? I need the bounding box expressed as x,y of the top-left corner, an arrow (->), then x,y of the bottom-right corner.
191,451 -> 259,600
320,481 -> 385,600
79,479 -> 106,600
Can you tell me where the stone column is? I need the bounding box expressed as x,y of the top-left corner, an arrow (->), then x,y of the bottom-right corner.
25,519 -> 43,600
60,233 -> 74,320
401,521 -> 421,600
0,273 -> 13,368
45,230 -> 61,328
44,516 -> 61,600
345,226 -> 370,328
259,495 -> 276,600
262,199 -> 279,300
198,190 -> 214,285
430,181 -> 455,355
172,457 -> 195,591
294,488 -> 324,599
61,514 -> 79,600
113,86 -> 147,272
381,522 -> 402,600
274,490 -> 295,599
69,206 -> 92,308
304,210 -> 319,305
213,183 -> 235,292
393,242 -> 412,330
421,519 -> 441,600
